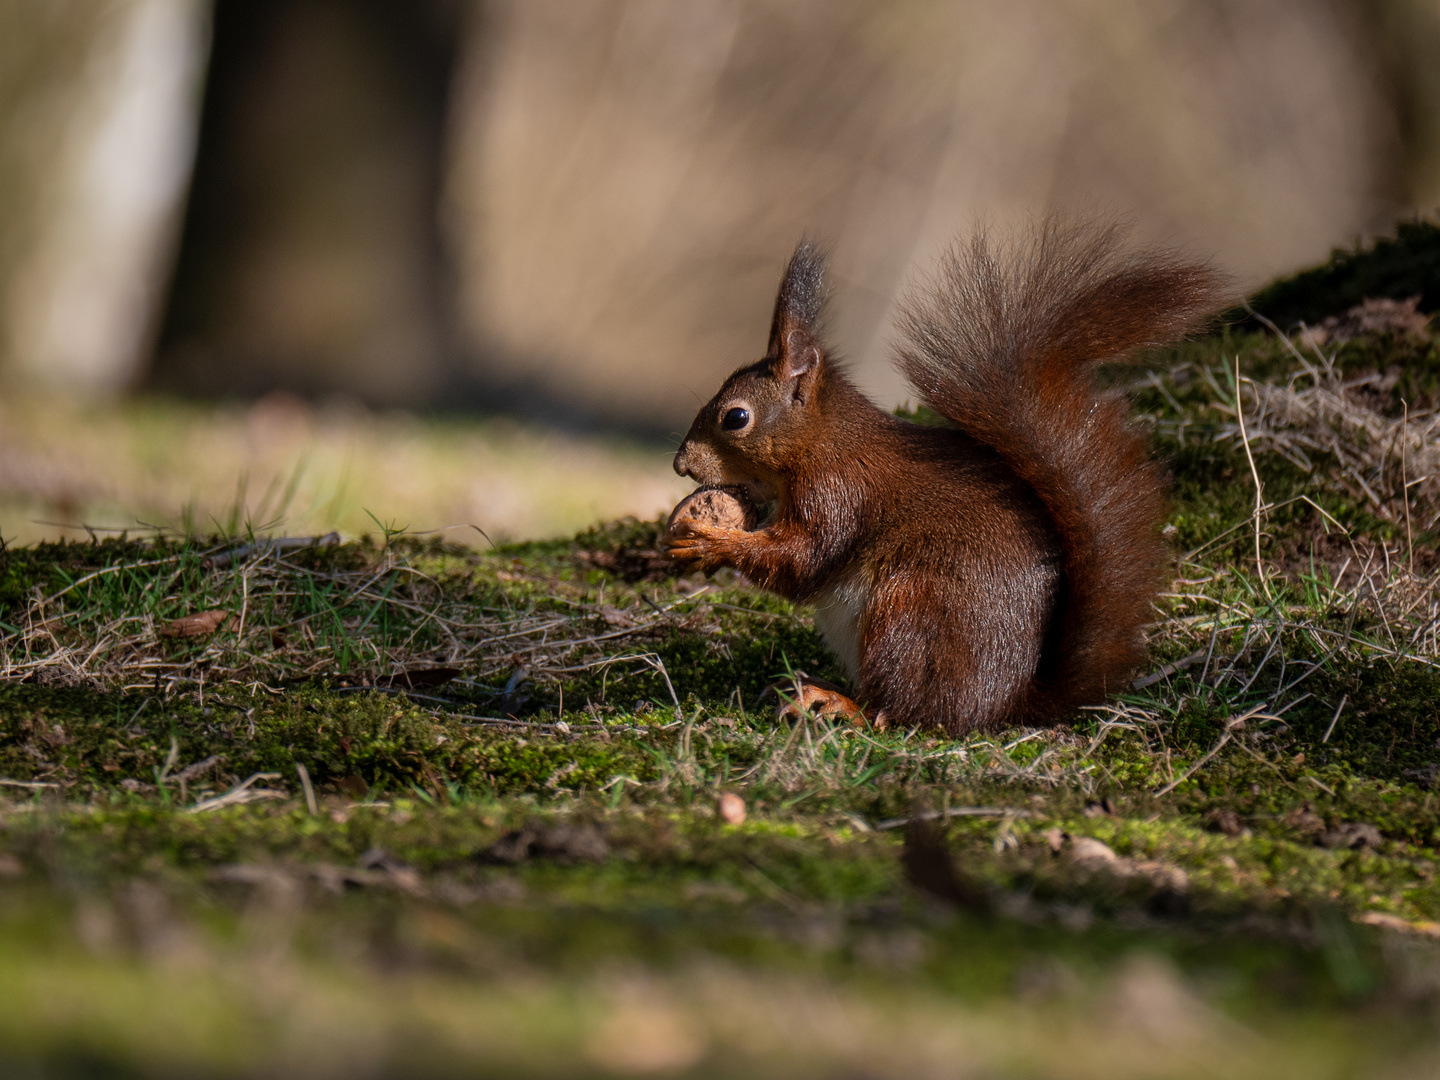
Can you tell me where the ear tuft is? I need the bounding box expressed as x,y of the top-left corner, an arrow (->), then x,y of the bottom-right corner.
767,240 -> 829,358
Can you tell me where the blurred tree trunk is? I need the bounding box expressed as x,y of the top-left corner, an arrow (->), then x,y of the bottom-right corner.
1361,0 -> 1440,210
0,0 -> 209,394
150,0 -> 463,406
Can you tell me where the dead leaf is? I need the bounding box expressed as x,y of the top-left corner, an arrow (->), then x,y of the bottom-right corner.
1204,807 -> 1248,838
481,822 -> 609,864
380,667 -> 461,690
1320,822 -> 1383,850
159,610 -> 237,638
337,775 -> 369,800
1061,836 -> 1189,898
1310,296 -> 1433,345
1284,805 -> 1326,837
1069,837 -> 1121,867
596,605 -> 634,628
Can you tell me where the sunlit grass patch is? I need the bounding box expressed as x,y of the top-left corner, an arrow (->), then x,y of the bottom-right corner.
0,391 -> 689,547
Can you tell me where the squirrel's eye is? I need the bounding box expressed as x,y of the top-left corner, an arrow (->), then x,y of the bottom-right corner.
721,407 -> 751,431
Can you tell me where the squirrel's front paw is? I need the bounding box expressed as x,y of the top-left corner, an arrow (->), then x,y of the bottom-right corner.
663,522 -> 733,571
664,484 -> 759,571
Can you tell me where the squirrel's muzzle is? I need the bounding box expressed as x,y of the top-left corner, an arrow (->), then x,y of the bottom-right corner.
673,437 -> 721,484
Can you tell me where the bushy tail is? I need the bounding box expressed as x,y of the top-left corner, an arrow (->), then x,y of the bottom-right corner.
896,218 -> 1228,716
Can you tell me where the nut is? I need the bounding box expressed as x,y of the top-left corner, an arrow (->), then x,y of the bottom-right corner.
665,486 -> 759,538
717,792 -> 747,825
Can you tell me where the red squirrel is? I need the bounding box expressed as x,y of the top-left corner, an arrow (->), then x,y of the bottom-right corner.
664,219 -> 1227,734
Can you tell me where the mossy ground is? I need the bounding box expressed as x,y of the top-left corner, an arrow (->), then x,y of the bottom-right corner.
3,262 -> 1440,1074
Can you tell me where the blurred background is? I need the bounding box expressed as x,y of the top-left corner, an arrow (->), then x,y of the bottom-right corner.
1,0 -> 1438,544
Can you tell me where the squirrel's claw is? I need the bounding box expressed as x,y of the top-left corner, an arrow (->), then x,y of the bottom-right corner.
768,675 -> 886,730
662,521 -> 735,571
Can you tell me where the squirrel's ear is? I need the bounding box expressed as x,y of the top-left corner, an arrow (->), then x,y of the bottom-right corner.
766,240 -> 828,360
767,241 -> 828,401
777,328 -> 821,383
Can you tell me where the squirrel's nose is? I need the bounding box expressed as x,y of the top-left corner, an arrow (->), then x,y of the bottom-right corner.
674,436 -> 721,483
673,442 -> 695,479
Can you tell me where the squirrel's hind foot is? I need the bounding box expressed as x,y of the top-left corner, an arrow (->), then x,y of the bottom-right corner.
765,673 -> 888,731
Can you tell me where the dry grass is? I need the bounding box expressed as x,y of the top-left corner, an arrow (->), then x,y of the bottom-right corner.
1231,346 -> 1439,533
0,532 -> 721,714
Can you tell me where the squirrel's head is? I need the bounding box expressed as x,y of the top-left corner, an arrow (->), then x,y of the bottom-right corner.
674,242 -> 830,504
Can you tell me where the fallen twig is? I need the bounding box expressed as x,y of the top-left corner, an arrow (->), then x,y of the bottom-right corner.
204,532 -> 341,569
189,772 -> 285,813
876,806 -> 1033,830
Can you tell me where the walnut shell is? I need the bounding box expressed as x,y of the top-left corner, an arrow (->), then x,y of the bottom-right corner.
665,485 -> 759,538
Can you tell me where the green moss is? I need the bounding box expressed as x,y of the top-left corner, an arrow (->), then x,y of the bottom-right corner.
1248,216 -> 1440,327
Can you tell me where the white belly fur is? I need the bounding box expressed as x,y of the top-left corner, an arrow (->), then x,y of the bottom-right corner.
810,569 -> 870,678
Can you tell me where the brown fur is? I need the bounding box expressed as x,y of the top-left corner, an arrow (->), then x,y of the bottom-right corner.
667,220 -> 1229,733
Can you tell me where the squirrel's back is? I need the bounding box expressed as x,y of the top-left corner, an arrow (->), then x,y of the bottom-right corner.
895,219 -> 1228,718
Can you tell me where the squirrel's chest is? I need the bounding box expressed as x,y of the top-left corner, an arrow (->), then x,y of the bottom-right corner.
811,568 -> 871,678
